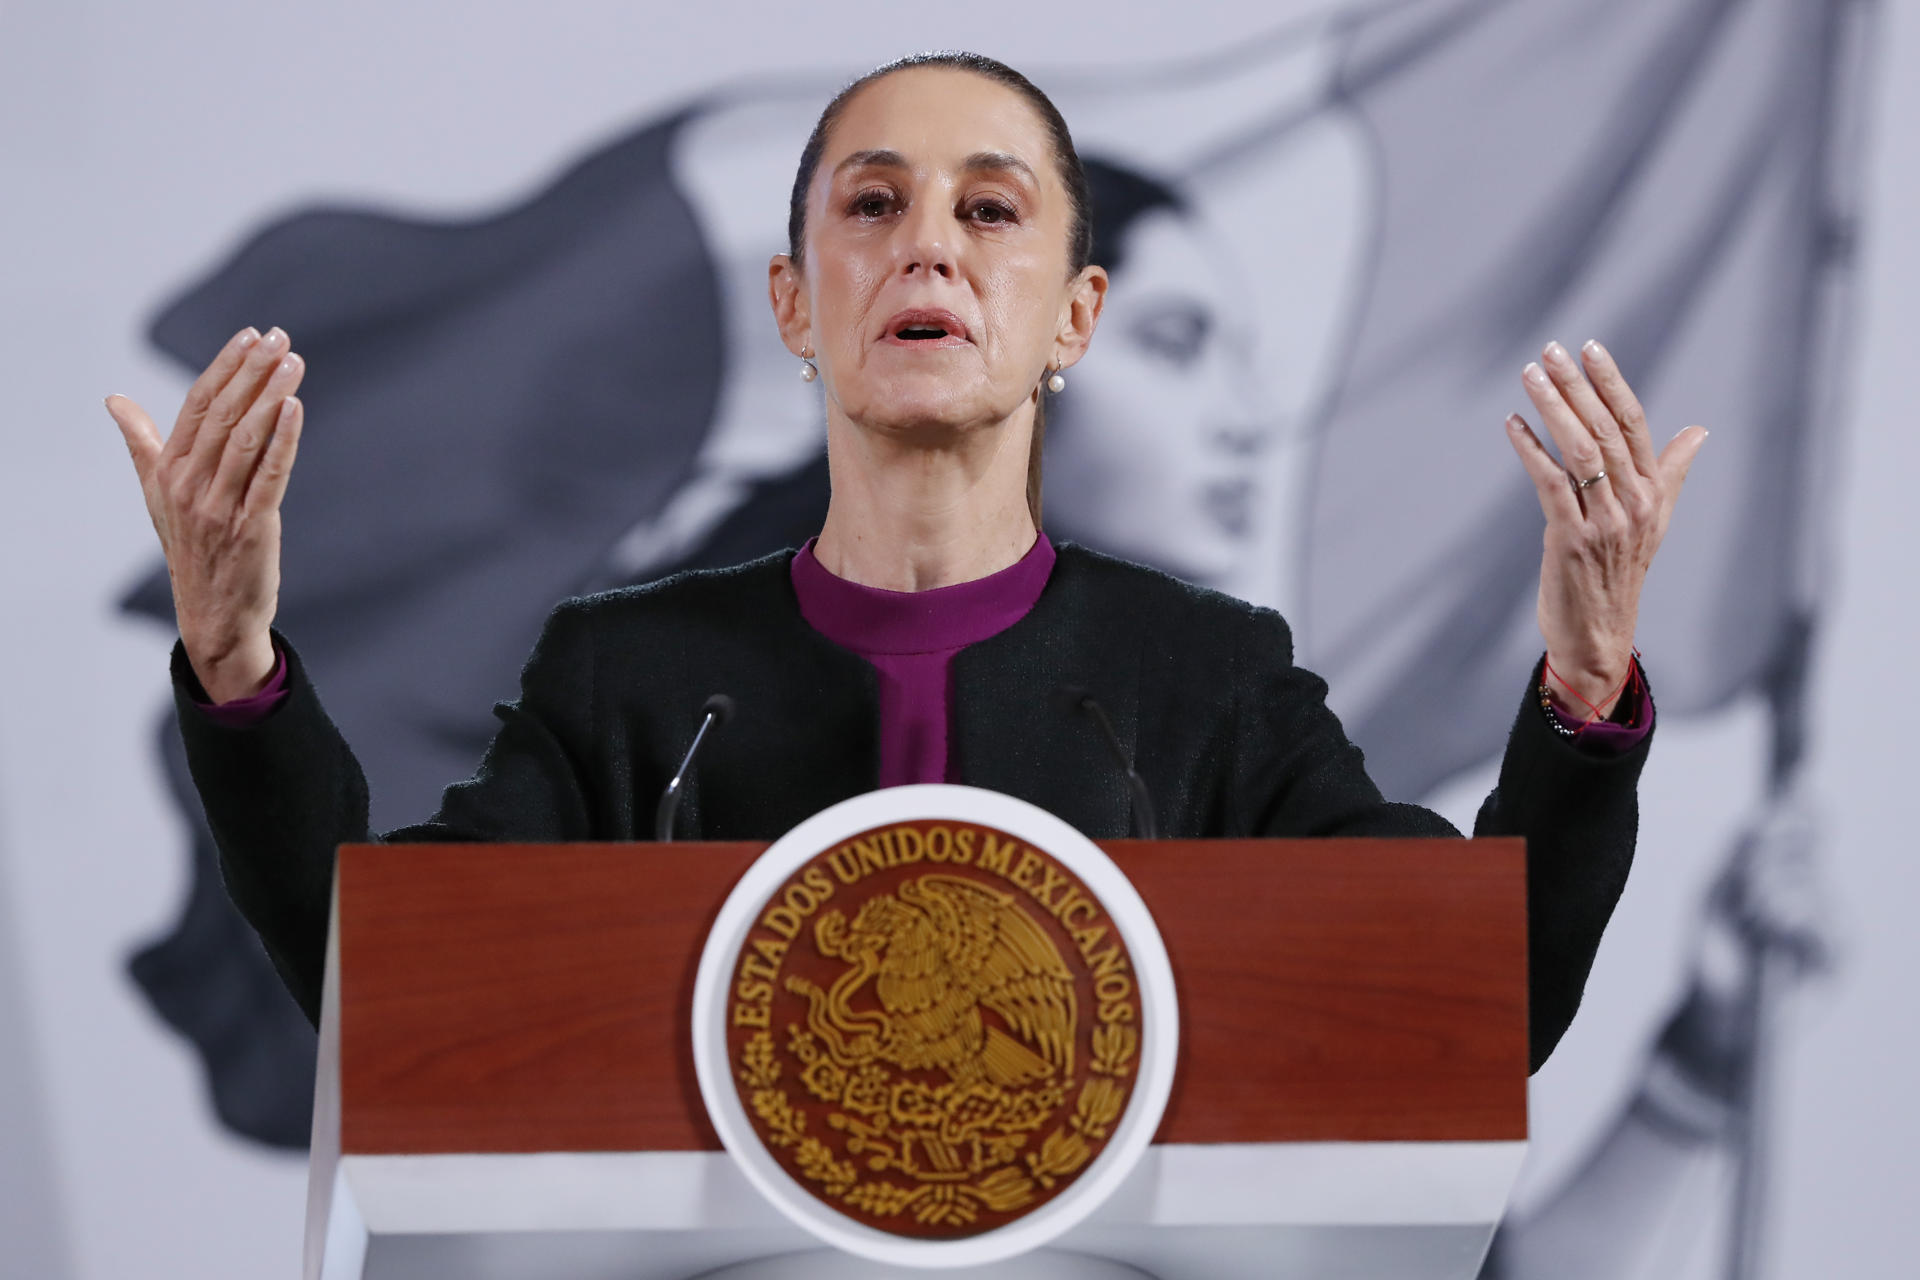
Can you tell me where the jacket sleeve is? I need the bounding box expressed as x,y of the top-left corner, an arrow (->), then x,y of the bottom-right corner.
1228,609 -> 1649,1072
170,601 -> 600,1025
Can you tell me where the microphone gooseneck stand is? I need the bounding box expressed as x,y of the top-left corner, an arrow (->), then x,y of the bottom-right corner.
1056,685 -> 1159,840
654,694 -> 736,843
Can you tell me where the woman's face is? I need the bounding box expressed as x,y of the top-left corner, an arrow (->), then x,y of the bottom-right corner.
773,68 -> 1104,442
1042,206 -> 1274,585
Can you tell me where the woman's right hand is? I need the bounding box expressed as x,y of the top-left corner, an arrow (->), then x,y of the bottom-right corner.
107,326 -> 306,703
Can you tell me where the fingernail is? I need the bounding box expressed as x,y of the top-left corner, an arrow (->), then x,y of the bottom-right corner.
237,328 -> 260,348
1583,338 -> 1607,358
278,353 -> 301,376
262,326 -> 287,350
1544,341 -> 1568,361
1524,362 -> 1548,384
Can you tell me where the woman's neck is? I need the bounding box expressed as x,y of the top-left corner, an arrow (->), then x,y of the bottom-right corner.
812,405 -> 1038,592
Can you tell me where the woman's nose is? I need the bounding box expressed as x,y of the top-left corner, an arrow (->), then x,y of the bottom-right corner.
894,200 -> 956,278
1218,355 -> 1282,451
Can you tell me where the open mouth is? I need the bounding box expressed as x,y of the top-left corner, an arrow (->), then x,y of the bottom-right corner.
884,309 -> 970,346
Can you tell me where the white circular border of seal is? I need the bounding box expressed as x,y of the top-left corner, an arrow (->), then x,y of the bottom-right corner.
691,783 -> 1180,1270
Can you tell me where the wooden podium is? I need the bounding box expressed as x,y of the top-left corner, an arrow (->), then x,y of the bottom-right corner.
308,837 -> 1528,1280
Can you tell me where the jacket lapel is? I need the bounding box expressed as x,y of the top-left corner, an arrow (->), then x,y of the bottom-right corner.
950,545 -> 1140,840
685,553 -> 882,841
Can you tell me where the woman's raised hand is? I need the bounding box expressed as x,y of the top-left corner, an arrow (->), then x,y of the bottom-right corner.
1504,340 -> 1708,717
106,326 -> 306,703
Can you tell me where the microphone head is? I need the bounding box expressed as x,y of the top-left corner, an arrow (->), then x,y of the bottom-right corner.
702,693 -> 737,726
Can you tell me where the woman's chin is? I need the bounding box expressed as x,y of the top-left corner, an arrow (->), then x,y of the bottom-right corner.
838,378 -> 1014,438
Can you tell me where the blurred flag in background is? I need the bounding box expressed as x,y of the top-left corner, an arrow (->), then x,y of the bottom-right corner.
1302,0 -> 1868,796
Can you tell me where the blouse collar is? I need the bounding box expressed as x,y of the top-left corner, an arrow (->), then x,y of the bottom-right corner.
790,531 -> 1056,656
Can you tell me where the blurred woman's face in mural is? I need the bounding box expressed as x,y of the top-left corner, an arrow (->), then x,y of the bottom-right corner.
1044,207 -> 1272,583
771,68 -> 1104,444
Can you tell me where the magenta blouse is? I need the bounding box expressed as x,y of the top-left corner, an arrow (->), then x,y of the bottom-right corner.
790,533 -> 1056,786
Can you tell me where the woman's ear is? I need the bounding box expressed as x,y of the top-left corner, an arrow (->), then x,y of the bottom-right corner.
768,253 -> 812,357
1053,264 -> 1108,371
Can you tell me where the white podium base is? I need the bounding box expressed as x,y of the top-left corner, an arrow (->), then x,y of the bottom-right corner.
314,1143 -> 1520,1280
695,1250 -> 1152,1280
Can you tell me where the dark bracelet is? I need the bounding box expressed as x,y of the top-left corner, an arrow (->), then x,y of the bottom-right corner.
1537,682 -> 1583,738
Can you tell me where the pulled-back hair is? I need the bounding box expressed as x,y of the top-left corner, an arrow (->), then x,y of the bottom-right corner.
785,52 -> 1094,526
787,52 -> 1093,275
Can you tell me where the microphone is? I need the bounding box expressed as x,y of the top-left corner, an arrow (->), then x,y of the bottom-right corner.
654,693 -> 736,842
1055,685 -> 1159,840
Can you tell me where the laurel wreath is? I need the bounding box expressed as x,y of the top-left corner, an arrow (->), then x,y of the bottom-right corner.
738,1019 -> 1139,1228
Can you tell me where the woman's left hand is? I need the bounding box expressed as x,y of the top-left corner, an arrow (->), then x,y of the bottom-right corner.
1505,339 -> 1708,716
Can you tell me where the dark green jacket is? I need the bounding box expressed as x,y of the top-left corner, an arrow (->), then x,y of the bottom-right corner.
173,543 -> 1648,1071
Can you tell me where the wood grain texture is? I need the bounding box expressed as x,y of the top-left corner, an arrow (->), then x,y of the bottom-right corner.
338,843 -> 759,1154
337,838 -> 1525,1155
1110,839 -> 1528,1144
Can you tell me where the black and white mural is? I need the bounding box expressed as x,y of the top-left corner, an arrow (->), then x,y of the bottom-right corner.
2,1 -> 1905,1277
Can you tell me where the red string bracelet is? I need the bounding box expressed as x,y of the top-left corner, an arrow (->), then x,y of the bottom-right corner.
1541,650 -> 1643,734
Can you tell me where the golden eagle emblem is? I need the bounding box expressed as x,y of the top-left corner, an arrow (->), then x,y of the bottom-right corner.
793,873 -> 1076,1090
727,824 -> 1143,1235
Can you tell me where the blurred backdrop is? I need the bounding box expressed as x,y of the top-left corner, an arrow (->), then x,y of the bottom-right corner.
2,1 -> 1915,1276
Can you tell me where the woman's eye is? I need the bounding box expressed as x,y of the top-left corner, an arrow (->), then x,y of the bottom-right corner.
968,201 -> 1016,225
1132,304 -> 1211,366
852,191 -> 896,219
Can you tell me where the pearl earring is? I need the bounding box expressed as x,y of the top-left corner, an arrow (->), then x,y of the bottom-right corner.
799,346 -> 818,383
1046,368 -> 1066,394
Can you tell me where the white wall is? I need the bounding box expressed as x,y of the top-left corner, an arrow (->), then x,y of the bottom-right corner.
2,1 -> 1914,1276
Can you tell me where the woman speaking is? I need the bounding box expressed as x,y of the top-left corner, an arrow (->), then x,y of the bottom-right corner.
105,52 -> 1704,1073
